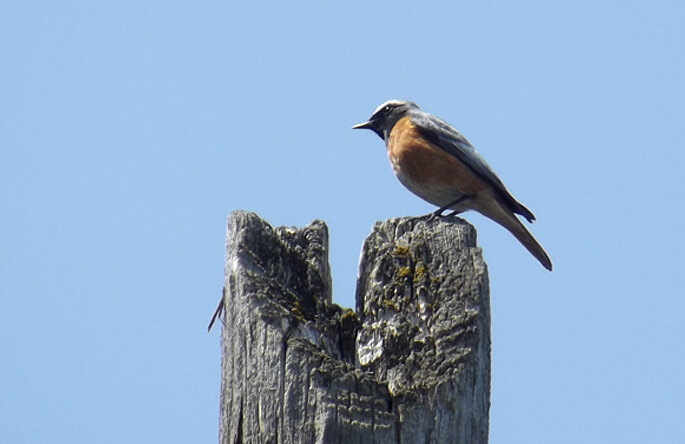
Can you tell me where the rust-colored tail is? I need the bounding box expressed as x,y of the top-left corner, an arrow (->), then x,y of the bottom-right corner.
507,217 -> 553,271
480,200 -> 553,271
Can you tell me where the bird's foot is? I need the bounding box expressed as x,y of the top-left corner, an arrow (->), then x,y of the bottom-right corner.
422,207 -> 456,221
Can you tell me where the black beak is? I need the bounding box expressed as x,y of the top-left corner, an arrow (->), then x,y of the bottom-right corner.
352,120 -> 374,130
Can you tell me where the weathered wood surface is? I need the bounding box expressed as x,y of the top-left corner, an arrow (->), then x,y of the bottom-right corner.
217,210 -> 490,444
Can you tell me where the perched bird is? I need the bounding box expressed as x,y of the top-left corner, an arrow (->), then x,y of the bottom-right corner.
353,100 -> 552,271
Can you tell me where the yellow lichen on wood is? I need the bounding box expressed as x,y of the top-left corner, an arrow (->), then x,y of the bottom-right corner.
413,263 -> 427,282
393,245 -> 410,256
397,266 -> 412,278
341,308 -> 357,321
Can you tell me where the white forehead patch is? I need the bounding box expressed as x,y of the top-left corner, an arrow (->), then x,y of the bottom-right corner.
373,99 -> 407,114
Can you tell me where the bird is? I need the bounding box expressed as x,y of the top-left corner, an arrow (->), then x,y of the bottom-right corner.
352,99 -> 552,271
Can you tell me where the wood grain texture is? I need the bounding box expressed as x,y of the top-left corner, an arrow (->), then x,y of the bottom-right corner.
218,211 -> 490,443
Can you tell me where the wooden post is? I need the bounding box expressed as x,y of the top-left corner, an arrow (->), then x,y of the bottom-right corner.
217,211 -> 490,444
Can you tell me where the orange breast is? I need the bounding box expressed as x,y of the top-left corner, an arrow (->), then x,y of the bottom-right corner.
386,116 -> 489,206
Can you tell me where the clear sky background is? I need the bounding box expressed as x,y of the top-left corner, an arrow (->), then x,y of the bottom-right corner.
2,1 -> 684,443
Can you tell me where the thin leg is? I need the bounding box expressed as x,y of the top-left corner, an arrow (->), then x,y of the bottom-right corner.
445,209 -> 465,218
431,195 -> 473,218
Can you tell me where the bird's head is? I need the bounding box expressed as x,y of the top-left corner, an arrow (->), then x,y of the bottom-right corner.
352,100 -> 419,141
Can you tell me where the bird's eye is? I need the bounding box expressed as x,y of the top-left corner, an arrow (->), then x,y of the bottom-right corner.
383,105 -> 392,113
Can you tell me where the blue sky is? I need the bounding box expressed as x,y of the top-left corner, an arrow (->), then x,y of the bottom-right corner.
2,1 -> 684,443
